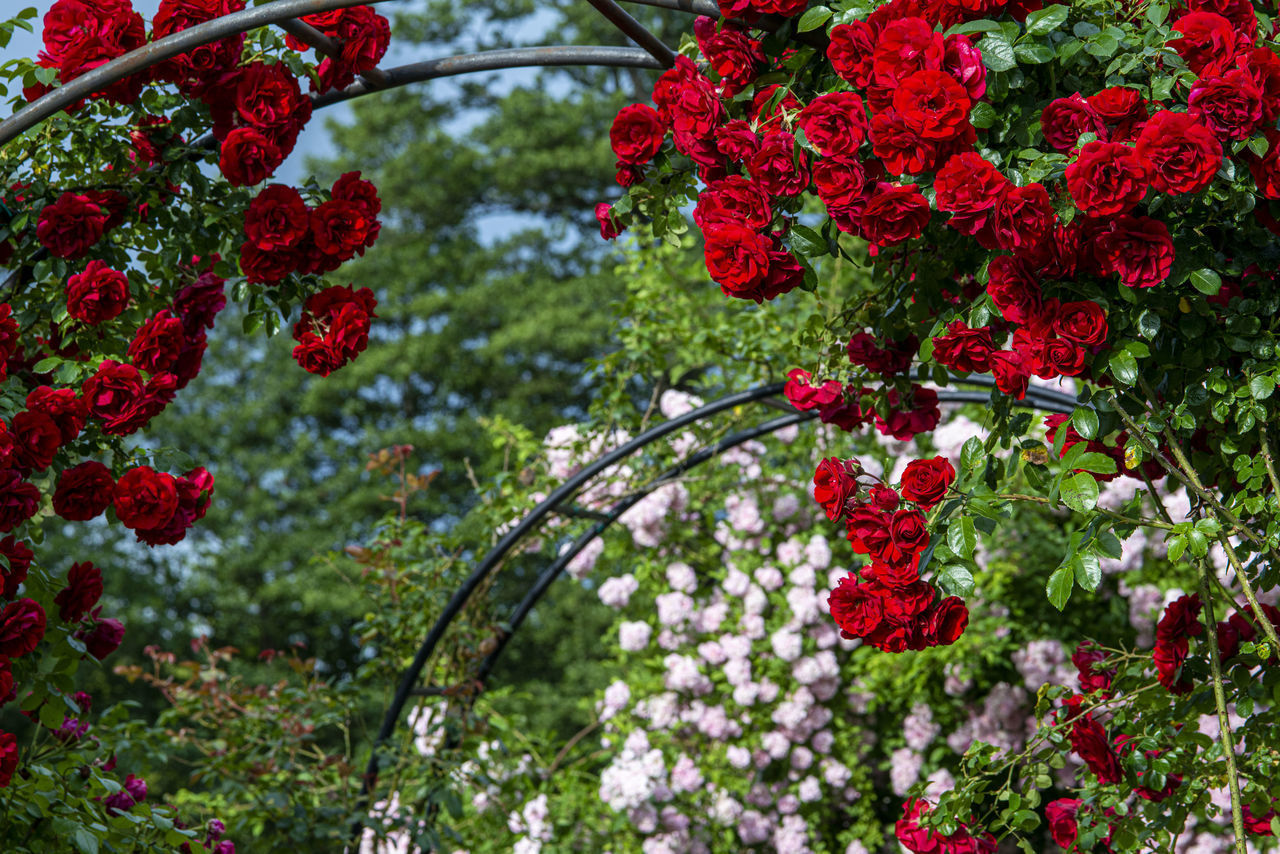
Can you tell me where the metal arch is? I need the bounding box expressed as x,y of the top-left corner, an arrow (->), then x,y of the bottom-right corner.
354,379 -> 1077,816
0,0 -> 719,148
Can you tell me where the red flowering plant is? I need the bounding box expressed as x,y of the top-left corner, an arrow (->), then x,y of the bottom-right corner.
0,1 -> 388,846
598,0 -> 1280,847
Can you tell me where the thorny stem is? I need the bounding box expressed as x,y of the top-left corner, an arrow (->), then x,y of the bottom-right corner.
1197,558 -> 1247,854
993,493 -> 1171,530
1216,531 -> 1280,654
1258,425 -> 1280,500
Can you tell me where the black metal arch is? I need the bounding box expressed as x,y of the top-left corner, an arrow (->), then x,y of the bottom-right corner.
355,377 -> 1079,830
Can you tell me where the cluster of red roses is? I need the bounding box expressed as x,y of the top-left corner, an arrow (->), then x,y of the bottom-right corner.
820,455 -> 970,651
1151,593 -> 1280,695
240,172 -> 382,285
895,798 -> 996,854
291,285 -> 378,377
283,7 -> 392,93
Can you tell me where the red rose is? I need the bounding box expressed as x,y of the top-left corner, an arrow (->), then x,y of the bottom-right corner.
239,242 -> 298,284
870,484 -> 900,511
1168,12 -> 1242,76
876,386 -> 940,441
128,310 -> 187,375
218,127 -> 282,187
12,410 -> 61,472
0,537 -> 32,599
652,57 -> 723,140
313,6 -> 390,92
1066,141 -> 1149,217
812,157 -> 868,210
78,616 -> 124,660
784,368 -> 841,411
932,320 -> 994,373
1089,85 -> 1147,125
1055,300 -> 1108,346
1046,799 -> 1082,849
986,256 -> 1043,325
828,22 -> 877,88
798,92 -> 867,157
813,458 -> 859,521
1073,642 -> 1115,693
174,270 -> 227,334
943,33 -> 986,100
899,456 -> 956,509
1134,111 -> 1221,195
1041,93 -> 1107,152
888,509 -> 930,557
1189,70 -> 1264,140
845,506 -> 891,556
233,61 -> 305,133
1238,47 -> 1280,124
714,120 -> 758,163
747,132 -> 809,197
1065,697 -> 1123,783
66,260 -> 130,325
1092,215 -> 1174,288
36,192 -> 108,259
860,183 -> 930,246
134,467 -> 214,547
291,285 -> 377,375
153,0 -> 246,94
991,183 -> 1055,252
331,171 -> 381,218
53,461 -> 115,521
924,596 -> 969,646
309,199 -> 375,261
935,152 -> 1009,242
894,69 -> 971,140
595,204 -> 622,241
703,222 -> 771,300
244,184 -> 309,252
880,580 -> 933,622
872,18 -> 944,88
83,360 -> 145,425
113,466 -> 179,531
0,598 -> 45,658
1247,128 -> 1280,199
54,562 -> 102,623
0,730 -> 15,787
1042,337 -> 1086,377
871,112 -> 936,176
610,104 -> 666,166
693,176 -> 772,231
0,471 -> 39,533
694,18 -> 764,95
991,349 -> 1031,399
828,574 -> 884,638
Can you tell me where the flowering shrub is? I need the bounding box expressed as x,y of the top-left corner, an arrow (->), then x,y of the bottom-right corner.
0,1 -> 390,845
595,0 -> 1280,845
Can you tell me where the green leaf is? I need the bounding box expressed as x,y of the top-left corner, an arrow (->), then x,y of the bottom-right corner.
946,18 -> 1003,35
937,564 -> 975,597
31,357 -> 61,374
796,6 -> 832,32
1014,43 -> 1055,63
969,101 -> 998,129
980,33 -> 1018,71
1073,552 -> 1102,591
947,517 -> 978,559
72,828 -> 100,854
789,224 -> 828,256
1137,309 -> 1161,338
1061,472 -> 1100,512
1109,349 -> 1139,386
1095,530 -> 1123,559
1250,375 -> 1276,400
1024,4 -> 1070,35
1047,565 -> 1074,610
1248,134 -> 1270,158
1071,452 -> 1117,474
1189,268 -> 1222,295
1072,407 -> 1099,440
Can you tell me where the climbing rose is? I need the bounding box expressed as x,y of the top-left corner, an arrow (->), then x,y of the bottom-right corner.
36,192 -> 108,259
113,466 -> 178,531
0,599 -> 46,659
218,127 -> 282,186
1134,111 -> 1221,195
244,184 -> 309,251
0,730 -> 15,788
610,104 -> 666,165
66,260 -> 130,324
53,462 -> 116,521
54,562 -> 103,623
899,457 -> 956,509
1065,141 -> 1149,216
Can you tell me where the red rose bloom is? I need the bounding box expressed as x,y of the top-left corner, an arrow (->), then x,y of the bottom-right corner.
66,260 -> 130,325
239,242 -> 298,284
1247,129 -> 1280,200
813,458 -> 859,521
935,152 -> 1009,242
218,127 -> 282,187
1168,12 -> 1242,76
53,461 -> 115,521
610,104 -> 666,165
828,574 -> 884,638
925,596 -> 969,646
54,562 -> 102,623
233,61 -> 305,134
113,466 -> 179,531
894,69 -> 971,140
1042,93 -> 1107,152
986,256 -> 1043,325
992,183 -> 1056,252
990,350 -> 1031,399
651,56 -> 723,140
1134,111 -> 1221,195
1065,697 -> 1123,783
876,386 -> 941,441
872,18 -> 944,88
1189,70 -> 1264,140
703,222 -> 772,300
784,368 -> 842,411
245,184 -> 309,252
128,310 -> 188,375
932,321 -> 994,373
12,410 -> 61,472
1066,141 -> 1149,217
828,22 -> 877,88
1046,799 -> 1082,849
36,192 -> 108,259
860,183 -> 930,246
0,598 -> 45,658
310,199 -> 375,260
79,616 -> 124,660
797,93 -> 867,158
694,18 -> 764,95
0,730 -> 15,787
870,112 -> 936,176
1092,215 -> 1175,288
944,33 -> 987,100
899,456 -> 956,509
0,470 -> 39,533
747,132 -> 809,197
1055,300 -> 1109,346
595,204 -> 622,241
694,176 -> 772,231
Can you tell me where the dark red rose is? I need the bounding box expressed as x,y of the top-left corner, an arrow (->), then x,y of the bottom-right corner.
1055,300 -> 1108,346
714,120 -> 759,162
332,171 -> 381,218
174,270 -> 227,334
244,184 -> 309,252
1066,141 -> 1149,217
233,61 -> 305,133
932,320 -> 994,373
1089,85 -> 1147,125
82,360 -> 144,424
861,183 -> 930,246
0,730 -> 14,787
845,506 -> 891,557
291,285 -> 377,375
870,484 -> 900,511
128,310 -> 187,375
310,199 -> 374,260
12,410 -> 61,472
54,562 -> 102,623
875,386 -> 941,441
239,243 -> 298,284
66,260 -> 130,325
784,368 -> 842,411
935,152 -> 1009,241
610,103 -> 666,165
0,598 -> 45,658
872,18 -> 944,88
53,461 -> 115,521
828,21 -> 877,87
693,176 -> 772,231
986,256 -> 1043,325
798,92 -> 867,157
0,537 -> 33,599
924,596 -> 969,646
746,132 -> 809,197
871,112 -> 937,176
1092,215 -> 1175,288
79,616 -> 124,660
218,127 -> 282,187
888,509 -> 930,556
813,458 -> 859,521
899,457 -> 956,509
1135,110 -> 1221,195
943,33 -> 986,100
153,0 -> 246,95
1042,337 -> 1086,378
703,222 -> 771,300
134,467 -> 214,547
812,157 -> 868,213
36,192 -> 108,259
1238,47 -> 1280,124
847,332 -> 916,375
1046,799 -> 1081,849
991,349 -> 1031,399
991,183 -> 1055,252
1168,12 -> 1242,76
880,580 -> 934,623
312,6 -> 390,92
694,18 -> 764,95
828,574 -> 884,638
1189,70 -> 1264,140
0,471 -> 39,533
1041,93 -> 1107,153
1064,696 -> 1123,783
113,466 -> 179,531
595,204 -> 622,241
894,69 -> 970,140
651,56 -> 723,140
